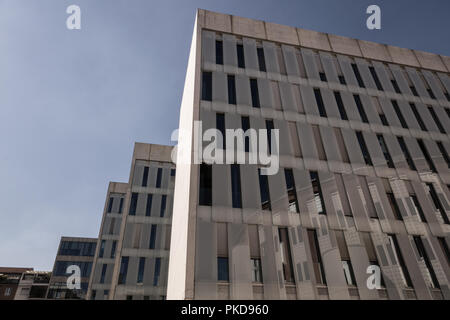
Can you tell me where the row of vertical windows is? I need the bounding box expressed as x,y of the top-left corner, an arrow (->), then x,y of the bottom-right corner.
107,197 -> 124,214
139,166 -> 164,188
59,241 -> 96,257
117,256 -> 161,286
129,193 -> 167,217
214,39 -> 266,71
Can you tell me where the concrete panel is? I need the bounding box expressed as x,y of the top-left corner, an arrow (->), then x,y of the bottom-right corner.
298,29 -> 331,51
231,15 -> 266,39
282,45 -> 300,77
266,22 -> 299,45
243,38 -> 259,72
387,46 -> 420,67
212,71 -> 227,103
414,50 -> 447,72
223,34 -> 238,69
301,48 -> 320,80
204,10 -> 232,33
358,40 -> 391,62
328,34 -> 362,57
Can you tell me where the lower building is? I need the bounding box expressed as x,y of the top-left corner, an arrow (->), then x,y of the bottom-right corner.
46,236 -> 97,299
0,267 -> 33,300
87,143 -> 175,300
14,271 -> 51,300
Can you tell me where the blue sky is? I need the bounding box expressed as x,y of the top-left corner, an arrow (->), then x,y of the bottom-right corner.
0,0 -> 449,270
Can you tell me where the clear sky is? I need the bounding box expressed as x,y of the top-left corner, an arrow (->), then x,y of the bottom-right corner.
0,0 -> 449,270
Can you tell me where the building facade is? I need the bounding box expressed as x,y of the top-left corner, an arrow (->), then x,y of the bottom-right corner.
14,271 -> 51,300
87,143 -> 175,300
0,267 -> 33,300
46,236 -> 97,299
167,9 -> 450,300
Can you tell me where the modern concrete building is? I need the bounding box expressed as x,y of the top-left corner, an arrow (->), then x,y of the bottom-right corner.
14,271 -> 51,300
87,143 -> 175,300
0,267 -> 33,300
46,236 -> 97,299
167,9 -> 450,300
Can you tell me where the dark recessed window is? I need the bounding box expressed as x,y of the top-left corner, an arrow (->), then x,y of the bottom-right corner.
160,195 -> 167,217
241,116 -> 250,153
417,139 -> 437,173
410,194 -> 427,223
118,198 -> 124,214
338,75 -> 346,85
137,257 -> 145,284
397,136 -> 416,171
118,257 -> 129,285
314,88 -> 327,118
413,236 -> 439,288
446,108 -> 450,120
153,258 -> 161,286
284,169 -> 299,213
237,44 -> 245,69
379,113 -> 389,126
409,103 -> 427,131
279,228 -> 295,283
353,94 -> 369,123
170,168 -> 176,176
351,63 -> 365,88
142,166 -> 149,187
310,171 -> 326,215
428,106 -> 446,134
377,134 -> 395,168
388,234 -> 413,288
386,192 -> 403,220
129,193 -> 138,216
356,131 -> 373,166
111,241 -> 117,258
426,183 -> 449,224
231,164 -> 242,209
308,229 -> 327,285
257,47 -> 266,72
265,119 -> 274,154
444,92 -> 450,102
99,240 -> 105,258
437,237 -> 450,266
391,79 -> 401,94
427,88 -> 436,100
145,194 -> 153,216
149,224 -> 157,249
258,168 -> 271,211
436,141 -> 450,168
216,113 -> 226,149
410,85 -> 419,97
217,257 -> 229,281
227,75 -> 236,105
107,197 -> 114,213
201,72 -> 212,101
250,79 -> 260,108
251,258 -> 263,283
215,40 -> 223,65
391,100 -> 408,129
336,230 -> 356,286
100,264 -> 107,284
199,164 -> 212,206
155,168 -> 162,188
319,72 -> 327,82
333,91 -> 348,121
369,66 -> 383,91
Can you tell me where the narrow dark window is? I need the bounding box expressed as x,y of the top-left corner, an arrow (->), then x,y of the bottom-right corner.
215,40 -> 223,65
333,91 -> 348,120
149,224 -> 157,249
155,168 -> 162,188
386,192 -> 403,220
388,234 -> 413,288
308,229 -> 327,285
338,75 -> 346,85
445,92 -> 450,102
437,237 -> 450,266
426,183 -> 450,224
369,66 -> 383,91
137,257 -> 145,284
351,63 -> 365,88
258,168 -> 271,211
336,230 -> 356,286
409,103 -> 427,131
397,136 -> 416,170
153,258 -> 161,286
170,168 -> 176,176
427,88 -> 436,100
257,47 -> 266,72
118,257 -> 129,284
99,240 -> 105,258
428,106 -> 446,134
391,100 -> 408,129
410,85 -> 419,97
107,197 -> 114,213
314,88 -> 327,117
413,236 -> 439,288
216,113 -> 226,148
250,79 -> 260,108
356,131 -> 373,166
417,139 -> 437,173
380,113 -> 389,126
227,75 -> 236,105
237,44 -> 245,68
436,141 -> 450,168
201,72 -> 212,101
251,258 -> 263,282
411,194 -> 427,223
111,241 -> 117,258
160,195 -> 166,217
217,257 -> 229,281
284,169 -> 299,213
391,79 -> 401,94
377,134 -> 395,168
142,166 -> 149,187
145,194 -> 153,216
310,171 -> 326,215
241,116 -> 250,153
354,94 -> 369,123
265,119 -> 274,154
319,72 -> 327,82
231,164 -> 242,209
446,108 -> 450,119
100,264 -> 107,284
118,198 -> 123,214
199,164 -> 212,206
129,193 -> 138,216
279,228 -> 295,283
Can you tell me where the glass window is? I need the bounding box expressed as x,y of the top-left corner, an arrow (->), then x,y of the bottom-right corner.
310,171 -> 326,215
237,44 -> 245,68
397,136 -> 416,171
145,194 -> 153,216
436,141 -> 450,168
142,166 -> 149,187
333,91 -> 348,120
257,47 -> 266,72
388,234 -> 413,288
250,79 -> 260,108
251,258 -> 263,283
241,116 -> 250,153
308,229 -> 327,285
279,228 -> 295,283
107,197 -> 113,213
201,72 -> 212,101
118,257 -> 129,284
111,241 -> 117,259
428,106 -> 446,134
356,131 -> 373,166
410,194 -> 427,223
231,164 -> 242,209
314,88 -> 327,117
258,168 -> 271,211
377,134 -> 395,168
351,63 -> 365,88
118,198 -> 124,214
413,236 -> 439,288
391,100 -> 408,129
217,257 -> 229,281
354,94 -> 369,123
155,168 -> 162,188
426,183 -> 450,224
216,40 -> 223,65
137,257 -> 145,284
227,75 -> 236,105
417,139 -> 437,173
199,164 -> 212,206
149,224 -> 157,249
129,193 -> 138,216
99,240 -> 105,258
369,66 -> 383,91
160,195 -> 167,217
409,103 -> 427,131
100,264 -> 107,284
216,113 -> 226,148
285,169 -> 299,213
